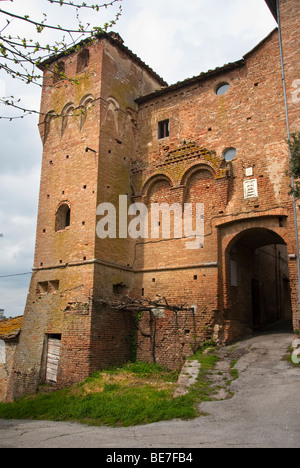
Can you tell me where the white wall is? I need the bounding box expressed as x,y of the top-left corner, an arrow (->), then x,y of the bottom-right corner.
0,340 -> 6,364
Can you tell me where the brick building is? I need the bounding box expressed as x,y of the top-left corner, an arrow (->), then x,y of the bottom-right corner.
0,317 -> 22,401
3,0 -> 300,400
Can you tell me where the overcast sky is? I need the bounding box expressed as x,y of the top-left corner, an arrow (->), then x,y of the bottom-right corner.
0,0 -> 277,318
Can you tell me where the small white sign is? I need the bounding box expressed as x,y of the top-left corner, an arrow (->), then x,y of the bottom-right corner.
243,179 -> 258,199
245,167 -> 253,177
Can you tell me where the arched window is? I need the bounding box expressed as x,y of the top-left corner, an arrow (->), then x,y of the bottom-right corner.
79,94 -> 95,130
106,97 -> 120,132
76,49 -> 90,74
55,204 -> 71,232
61,103 -> 75,137
53,62 -> 66,84
44,111 -> 57,144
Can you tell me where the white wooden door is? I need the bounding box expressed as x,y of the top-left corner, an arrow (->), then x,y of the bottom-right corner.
46,337 -> 61,383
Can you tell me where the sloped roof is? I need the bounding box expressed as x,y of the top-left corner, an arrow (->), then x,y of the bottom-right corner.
39,31 -> 168,87
135,28 -> 278,105
135,59 -> 245,105
0,316 -> 22,341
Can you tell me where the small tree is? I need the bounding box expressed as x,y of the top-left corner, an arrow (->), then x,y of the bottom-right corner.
0,0 -> 122,120
289,132 -> 300,199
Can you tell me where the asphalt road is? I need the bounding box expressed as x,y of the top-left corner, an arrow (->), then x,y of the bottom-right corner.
0,326 -> 299,448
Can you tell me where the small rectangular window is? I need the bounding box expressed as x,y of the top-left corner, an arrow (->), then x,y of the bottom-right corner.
53,62 -> 65,84
48,280 -> 60,292
37,280 -> 60,295
158,120 -> 170,139
37,282 -> 48,295
113,283 -> 128,295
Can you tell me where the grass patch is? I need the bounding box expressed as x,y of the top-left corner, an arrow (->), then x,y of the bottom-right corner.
230,359 -> 239,381
186,346 -> 221,405
0,351 -> 221,427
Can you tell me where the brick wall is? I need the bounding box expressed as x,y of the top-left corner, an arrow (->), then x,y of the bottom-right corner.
131,23 -> 298,360
6,1 -> 300,400
0,340 -> 18,401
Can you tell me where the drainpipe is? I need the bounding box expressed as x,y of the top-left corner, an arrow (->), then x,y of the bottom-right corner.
277,0 -> 300,324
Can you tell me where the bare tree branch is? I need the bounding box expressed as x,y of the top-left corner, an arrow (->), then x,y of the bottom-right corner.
96,295 -> 195,314
47,0 -> 121,10
94,295 -> 195,364
0,0 -> 122,118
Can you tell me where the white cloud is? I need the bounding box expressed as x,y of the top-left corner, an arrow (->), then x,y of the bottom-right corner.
0,277 -> 31,318
118,0 -> 277,83
0,167 -> 39,277
124,6 -> 187,82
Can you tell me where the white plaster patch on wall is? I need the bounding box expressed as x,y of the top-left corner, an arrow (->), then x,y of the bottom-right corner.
292,79 -> 300,104
265,142 -> 289,201
293,116 -> 300,131
0,340 -> 6,365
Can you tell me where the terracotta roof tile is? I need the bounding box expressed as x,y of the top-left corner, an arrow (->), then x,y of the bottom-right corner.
0,316 -> 23,341
39,31 -> 168,88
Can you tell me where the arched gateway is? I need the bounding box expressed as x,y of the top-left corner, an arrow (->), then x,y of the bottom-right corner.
221,226 -> 293,342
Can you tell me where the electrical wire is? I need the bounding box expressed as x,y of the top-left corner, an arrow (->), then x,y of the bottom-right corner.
0,272 -> 31,278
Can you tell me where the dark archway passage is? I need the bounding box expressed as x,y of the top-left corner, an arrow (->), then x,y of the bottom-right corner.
225,228 -> 292,340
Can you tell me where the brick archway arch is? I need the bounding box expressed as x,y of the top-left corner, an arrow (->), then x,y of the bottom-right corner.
218,218 -> 295,343
180,162 -> 216,188
142,174 -> 173,203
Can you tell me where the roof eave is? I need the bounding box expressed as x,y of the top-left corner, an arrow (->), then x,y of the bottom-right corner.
0,331 -> 21,341
38,32 -> 168,88
135,59 -> 245,105
136,25 -> 279,106
243,28 -> 278,60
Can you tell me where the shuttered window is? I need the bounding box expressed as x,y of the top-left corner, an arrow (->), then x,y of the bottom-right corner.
46,335 -> 61,383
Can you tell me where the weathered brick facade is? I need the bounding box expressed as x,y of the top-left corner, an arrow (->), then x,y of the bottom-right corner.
3,0 -> 300,400
0,317 -> 22,401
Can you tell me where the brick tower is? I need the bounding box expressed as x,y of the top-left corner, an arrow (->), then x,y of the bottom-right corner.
7,32 -> 166,399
